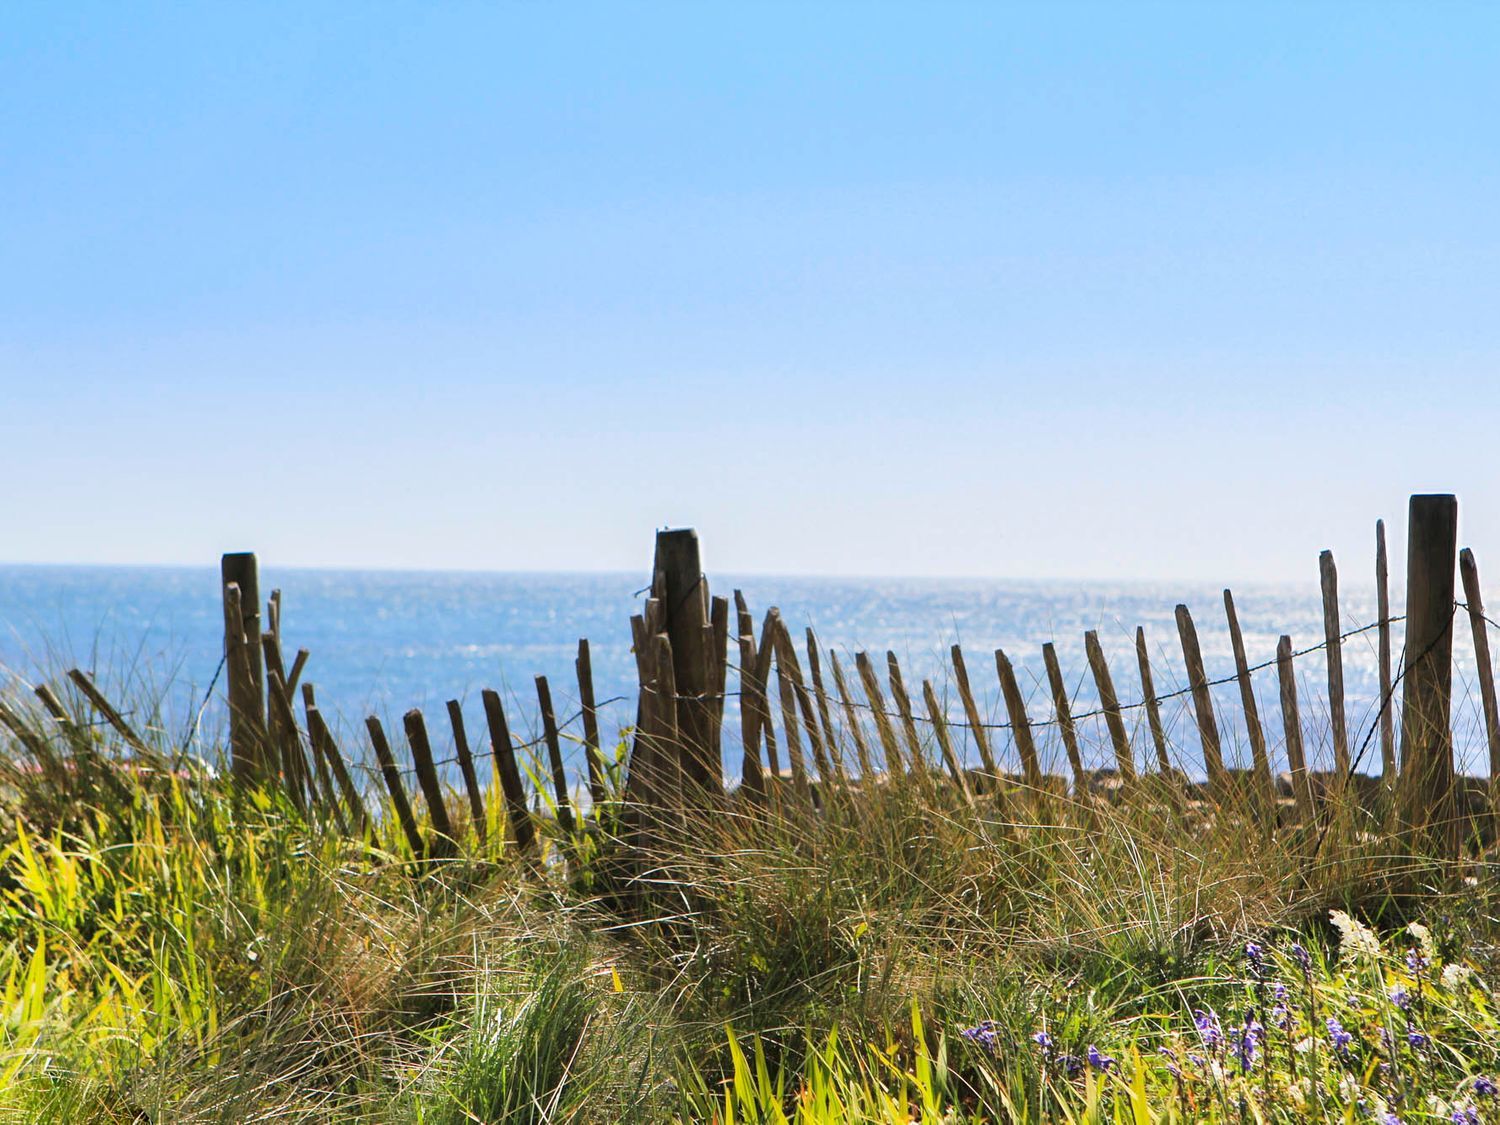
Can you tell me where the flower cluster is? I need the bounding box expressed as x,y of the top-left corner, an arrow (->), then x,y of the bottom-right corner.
953,913 -> 1497,1121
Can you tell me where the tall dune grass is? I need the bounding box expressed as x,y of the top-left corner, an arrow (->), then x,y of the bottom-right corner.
0,670 -> 1497,1122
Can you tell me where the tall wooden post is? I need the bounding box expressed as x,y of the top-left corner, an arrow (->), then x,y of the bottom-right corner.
1399,493 -> 1458,853
653,530 -> 721,801
222,552 -> 266,781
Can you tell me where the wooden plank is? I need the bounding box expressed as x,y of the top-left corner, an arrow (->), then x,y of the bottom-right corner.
480,689 -> 535,852
1223,589 -> 1274,817
221,553 -> 265,781
534,676 -> 576,834
886,652 -> 926,778
222,581 -> 267,782
1134,627 -> 1172,775
1276,635 -> 1315,822
1175,604 -> 1226,795
950,645 -> 999,776
1459,547 -> 1500,824
829,652 -> 874,779
304,689 -> 368,835
769,611 -> 809,792
855,651 -> 903,773
732,591 -> 766,799
301,703 -> 348,833
263,635 -> 311,805
66,669 -> 147,752
996,648 -> 1045,790
1376,518 -> 1397,784
921,680 -> 973,802
754,610 -> 782,777
1041,643 -> 1086,796
1399,494 -> 1459,852
708,596 -> 731,762
736,627 -> 766,800
404,708 -> 456,857
277,667 -> 332,813
285,648 -> 310,695
1083,631 -> 1135,781
366,716 -> 424,858
805,628 -> 846,783
650,633 -> 685,814
1319,550 -> 1351,776
446,700 -> 487,842
773,618 -> 832,784
574,639 -> 607,810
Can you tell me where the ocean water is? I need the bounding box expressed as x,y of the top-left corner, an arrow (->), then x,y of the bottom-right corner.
0,565 -> 1491,784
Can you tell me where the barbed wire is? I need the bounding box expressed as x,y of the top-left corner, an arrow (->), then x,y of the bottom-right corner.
388,695 -> 629,778
638,612 -> 1414,735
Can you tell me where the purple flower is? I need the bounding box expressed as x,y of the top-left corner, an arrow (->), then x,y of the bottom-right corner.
1194,1008 -> 1223,1050
1086,1044 -> 1116,1073
1234,1016 -> 1263,1073
1381,1114 -> 1404,1125
1476,1075 -> 1498,1097
1272,981 -> 1289,1004
1158,1046 -> 1181,1079
1270,1003 -> 1291,1031
1327,1017 -> 1354,1059
1290,941 -> 1312,973
1407,947 -> 1429,974
1407,1029 -> 1429,1049
1032,1031 -> 1054,1054
1389,986 -> 1411,1010
1059,1053 -> 1083,1078
960,1021 -> 999,1054
1246,941 -> 1265,977
1453,1107 -> 1481,1125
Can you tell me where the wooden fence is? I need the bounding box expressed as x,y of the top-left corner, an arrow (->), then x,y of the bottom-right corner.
20,492 -> 1494,863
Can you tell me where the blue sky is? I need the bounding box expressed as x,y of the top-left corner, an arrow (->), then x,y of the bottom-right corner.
2,2 -> 1497,580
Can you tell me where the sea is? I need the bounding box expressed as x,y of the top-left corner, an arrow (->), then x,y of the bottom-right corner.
0,566 -> 1490,784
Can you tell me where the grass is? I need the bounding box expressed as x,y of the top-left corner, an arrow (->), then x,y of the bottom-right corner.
0,672 -> 1499,1122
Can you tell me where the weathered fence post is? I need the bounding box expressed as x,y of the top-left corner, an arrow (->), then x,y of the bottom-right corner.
1376,519 -> 1397,785
222,552 -> 266,781
1319,551 -> 1351,778
653,530 -> 721,801
1459,548 -> 1500,833
1399,493 -> 1458,854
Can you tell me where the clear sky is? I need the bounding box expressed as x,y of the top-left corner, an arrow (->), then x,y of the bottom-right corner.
2,2 -> 1497,581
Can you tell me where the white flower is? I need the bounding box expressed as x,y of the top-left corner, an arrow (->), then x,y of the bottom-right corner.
1338,1072 -> 1362,1103
1442,962 -> 1475,990
1330,909 -> 1381,963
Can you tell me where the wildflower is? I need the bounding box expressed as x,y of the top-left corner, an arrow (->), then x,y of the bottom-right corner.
1058,1053 -> 1083,1078
1234,1017 -> 1262,1072
1407,947 -> 1430,974
1380,1114 -> 1404,1125
1194,1008 -> 1223,1050
1327,1017 -> 1354,1059
1389,986 -> 1411,1011
1246,941 -> 1265,978
1330,910 -> 1381,963
1407,1029 -> 1429,1050
1270,1002 -> 1291,1031
1408,922 -> 1437,964
1032,1031 -> 1053,1054
960,1021 -> 999,1054
1443,963 -> 1474,990
1272,981 -> 1289,1003
1291,941 -> 1313,973
1476,1075 -> 1498,1097
1158,1046 -> 1182,1079
1086,1044 -> 1116,1073
1453,1106 -> 1481,1125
